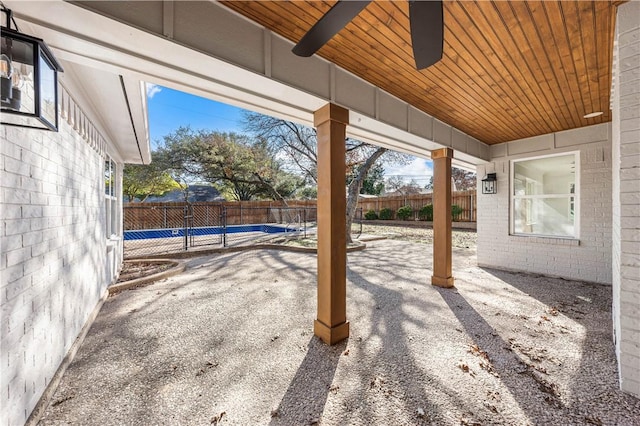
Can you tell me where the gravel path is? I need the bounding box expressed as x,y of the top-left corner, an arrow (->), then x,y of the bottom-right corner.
39,239 -> 639,425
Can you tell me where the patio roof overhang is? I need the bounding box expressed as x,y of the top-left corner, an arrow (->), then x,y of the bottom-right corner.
222,0 -> 620,146
6,0 -> 622,161
7,0 -> 504,168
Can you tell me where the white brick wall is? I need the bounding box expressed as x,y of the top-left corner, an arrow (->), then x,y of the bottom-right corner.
612,1 -> 640,398
477,123 -> 612,284
0,95 -> 121,424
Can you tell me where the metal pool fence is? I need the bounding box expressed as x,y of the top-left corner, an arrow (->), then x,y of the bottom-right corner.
124,204 -> 358,258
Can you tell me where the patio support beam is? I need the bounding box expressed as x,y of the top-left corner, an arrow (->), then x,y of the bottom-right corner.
314,103 -> 350,345
431,148 -> 455,288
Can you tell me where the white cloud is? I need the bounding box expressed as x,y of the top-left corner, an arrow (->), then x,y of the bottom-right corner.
384,158 -> 433,184
146,83 -> 162,99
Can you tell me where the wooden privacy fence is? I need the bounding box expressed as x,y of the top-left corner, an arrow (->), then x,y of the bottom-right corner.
123,191 -> 476,230
357,190 -> 476,222
123,200 -> 317,230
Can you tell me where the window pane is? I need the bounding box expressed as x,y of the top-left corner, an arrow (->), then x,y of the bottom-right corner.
514,197 -> 575,237
39,52 -> 56,126
105,160 -> 112,196
513,154 -> 576,196
104,198 -> 111,236
110,199 -> 118,237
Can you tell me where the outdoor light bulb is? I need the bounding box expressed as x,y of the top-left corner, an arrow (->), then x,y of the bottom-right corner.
0,54 -> 12,79
11,69 -> 24,89
15,63 -> 31,85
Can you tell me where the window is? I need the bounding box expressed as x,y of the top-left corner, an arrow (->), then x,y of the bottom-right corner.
104,157 -> 119,237
511,152 -> 578,238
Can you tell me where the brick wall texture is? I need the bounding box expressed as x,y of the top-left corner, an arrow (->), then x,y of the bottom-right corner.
0,116 -> 113,424
477,123 -> 613,285
612,1 -> 640,397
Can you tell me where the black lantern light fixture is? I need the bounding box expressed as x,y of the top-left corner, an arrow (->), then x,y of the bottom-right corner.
1,5 -> 63,131
482,173 -> 497,194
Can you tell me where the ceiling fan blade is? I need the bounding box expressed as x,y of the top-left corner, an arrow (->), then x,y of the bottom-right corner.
292,1 -> 371,57
409,0 -> 444,70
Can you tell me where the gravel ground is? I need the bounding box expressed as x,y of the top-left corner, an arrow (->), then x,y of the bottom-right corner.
358,224 -> 477,248
39,239 -> 639,425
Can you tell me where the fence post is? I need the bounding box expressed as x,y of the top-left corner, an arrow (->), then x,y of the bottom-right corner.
183,205 -> 188,251
222,207 -> 227,247
163,206 -> 167,229
471,193 -> 475,222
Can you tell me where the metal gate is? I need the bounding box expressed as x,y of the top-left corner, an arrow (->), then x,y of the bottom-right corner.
123,204 -> 223,258
186,204 -> 223,248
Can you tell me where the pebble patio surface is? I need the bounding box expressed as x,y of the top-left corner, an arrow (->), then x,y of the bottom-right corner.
40,239 -> 640,425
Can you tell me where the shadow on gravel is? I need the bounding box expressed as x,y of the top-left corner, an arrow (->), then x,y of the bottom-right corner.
479,268 -> 640,423
481,268 -> 607,323
343,269 -> 465,424
271,337 -> 345,425
437,287 -> 548,421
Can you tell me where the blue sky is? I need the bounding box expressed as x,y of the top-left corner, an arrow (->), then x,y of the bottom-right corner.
146,84 -> 432,182
147,84 -> 247,148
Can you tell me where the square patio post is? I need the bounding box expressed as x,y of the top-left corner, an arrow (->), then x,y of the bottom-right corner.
431,148 -> 454,288
314,103 -> 350,344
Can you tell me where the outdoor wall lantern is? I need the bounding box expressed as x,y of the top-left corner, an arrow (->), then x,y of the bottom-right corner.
482,173 -> 497,194
1,6 -> 63,131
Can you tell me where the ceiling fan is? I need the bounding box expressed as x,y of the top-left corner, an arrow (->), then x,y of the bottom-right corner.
292,0 -> 443,70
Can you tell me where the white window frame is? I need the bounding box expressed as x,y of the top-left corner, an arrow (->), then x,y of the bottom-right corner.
510,151 -> 580,239
104,157 -> 119,239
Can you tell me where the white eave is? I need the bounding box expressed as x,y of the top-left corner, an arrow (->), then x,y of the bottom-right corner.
57,58 -> 151,164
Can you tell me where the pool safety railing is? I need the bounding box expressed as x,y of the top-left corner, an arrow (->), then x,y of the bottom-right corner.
123,204 -> 324,258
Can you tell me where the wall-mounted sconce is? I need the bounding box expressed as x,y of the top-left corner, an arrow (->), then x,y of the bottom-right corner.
1,6 -> 63,131
482,173 -> 497,194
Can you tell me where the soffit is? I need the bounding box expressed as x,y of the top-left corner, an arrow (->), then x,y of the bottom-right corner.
222,0 -> 617,145
56,59 -> 150,164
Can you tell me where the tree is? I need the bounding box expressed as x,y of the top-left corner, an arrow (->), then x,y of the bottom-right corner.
154,127 -> 304,202
350,162 -> 385,195
424,167 -> 476,191
386,176 -> 422,195
122,163 -> 179,202
452,168 -> 477,191
153,127 -> 208,201
243,112 -> 410,242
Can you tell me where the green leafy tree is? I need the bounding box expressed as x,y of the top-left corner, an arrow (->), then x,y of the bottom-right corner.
122,162 -> 179,202
154,127 -> 304,202
349,162 -> 385,195
153,127 -> 209,201
297,185 -> 318,200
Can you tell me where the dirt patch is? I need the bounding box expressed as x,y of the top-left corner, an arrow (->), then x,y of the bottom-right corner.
116,261 -> 174,283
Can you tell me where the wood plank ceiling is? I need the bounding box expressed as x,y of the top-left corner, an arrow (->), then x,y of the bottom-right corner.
221,1 -> 617,145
